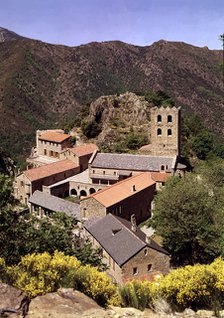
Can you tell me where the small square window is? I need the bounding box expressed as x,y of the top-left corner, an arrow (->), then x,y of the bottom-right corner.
133,267 -> 138,275
148,264 -> 152,272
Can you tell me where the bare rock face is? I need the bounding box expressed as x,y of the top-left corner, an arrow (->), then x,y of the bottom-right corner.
0,27 -> 20,42
89,92 -> 151,128
0,283 -> 30,317
27,288 -> 103,318
86,92 -> 151,150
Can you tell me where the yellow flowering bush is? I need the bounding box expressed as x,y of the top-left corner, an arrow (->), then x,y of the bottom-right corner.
154,259 -> 224,310
74,264 -> 121,307
10,251 -> 81,297
119,259 -> 224,311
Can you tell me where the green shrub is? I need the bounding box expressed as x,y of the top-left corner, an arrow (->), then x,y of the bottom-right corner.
125,132 -> 148,150
119,280 -> 152,310
82,120 -> 102,138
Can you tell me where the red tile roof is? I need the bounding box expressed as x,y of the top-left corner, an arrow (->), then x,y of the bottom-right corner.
69,144 -> 98,157
150,172 -> 171,183
82,172 -> 155,207
24,159 -> 78,181
39,131 -> 71,143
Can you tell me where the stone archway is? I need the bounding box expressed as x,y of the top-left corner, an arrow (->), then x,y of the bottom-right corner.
89,188 -> 96,195
71,188 -> 77,196
80,190 -> 87,197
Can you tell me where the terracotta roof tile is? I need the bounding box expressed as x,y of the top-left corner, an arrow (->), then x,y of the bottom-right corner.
69,144 -> 98,157
24,159 -> 79,181
39,131 -> 71,143
82,172 -> 155,207
150,172 -> 171,182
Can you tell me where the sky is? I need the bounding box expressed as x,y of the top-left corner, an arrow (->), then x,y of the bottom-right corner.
1,0 -> 223,49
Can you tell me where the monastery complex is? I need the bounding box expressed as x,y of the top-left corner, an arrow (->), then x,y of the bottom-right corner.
13,106 -> 186,284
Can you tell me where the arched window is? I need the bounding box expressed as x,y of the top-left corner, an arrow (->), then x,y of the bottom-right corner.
157,115 -> 162,122
80,190 -> 87,197
157,128 -> 162,136
168,129 -> 172,136
89,188 -> 96,195
161,165 -> 165,171
71,189 -> 77,196
167,115 -> 172,123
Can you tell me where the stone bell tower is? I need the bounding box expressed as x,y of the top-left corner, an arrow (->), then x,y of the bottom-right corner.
149,106 -> 181,157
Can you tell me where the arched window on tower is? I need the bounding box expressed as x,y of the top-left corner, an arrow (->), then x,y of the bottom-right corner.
167,115 -> 173,123
157,115 -> 162,122
157,128 -> 162,136
168,129 -> 172,136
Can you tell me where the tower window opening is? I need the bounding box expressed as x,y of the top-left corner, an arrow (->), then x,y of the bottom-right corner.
167,115 -> 173,123
157,128 -> 162,136
157,115 -> 162,122
168,129 -> 172,136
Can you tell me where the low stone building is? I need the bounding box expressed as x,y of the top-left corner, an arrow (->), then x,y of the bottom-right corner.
80,172 -> 156,224
14,159 -> 80,204
88,151 -> 175,189
84,213 -> 170,284
60,144 -> 98,171
27,130 -> 72,168
29,190 -> 80,220
27,129 -> 98,171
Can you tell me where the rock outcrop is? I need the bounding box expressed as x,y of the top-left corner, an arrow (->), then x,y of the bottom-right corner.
85,92 -> 151,151
27,288 -> 102,318
0,27 -> 21,42
0,283 -> 30,317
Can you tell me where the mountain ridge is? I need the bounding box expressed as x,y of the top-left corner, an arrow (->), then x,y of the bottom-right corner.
0,27 -> 223,161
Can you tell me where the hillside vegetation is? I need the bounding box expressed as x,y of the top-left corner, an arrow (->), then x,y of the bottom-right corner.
0,29 -> 223,161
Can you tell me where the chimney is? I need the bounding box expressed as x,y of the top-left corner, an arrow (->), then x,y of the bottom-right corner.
131,214 -> 137,232
131,185 -> 136,192
145,236 -> 151,245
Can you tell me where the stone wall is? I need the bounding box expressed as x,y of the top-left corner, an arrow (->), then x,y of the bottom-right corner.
107,184 -> 155,224
80,198 -> 106,218
121,246 -> 170,284
150,106 -> 181,156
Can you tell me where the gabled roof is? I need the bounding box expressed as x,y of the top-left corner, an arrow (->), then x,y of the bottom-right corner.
39,131 -> 71,143
82,172 -> 155,207
24,159 -> 79,182
29,190 -> 80,220
69,144 -> 98,157
85,214 -> 169,266
91,152 -> 176,172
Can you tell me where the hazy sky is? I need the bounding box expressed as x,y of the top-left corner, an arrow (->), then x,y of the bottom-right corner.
1,0 -> 223,49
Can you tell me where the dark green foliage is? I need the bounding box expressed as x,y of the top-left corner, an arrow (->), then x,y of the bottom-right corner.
0,174 -> 15,208
151,168 -> 224,266
73,238 -> 107,271
181,113 -> 223,161
119,280 -> 151,310
125,132 -> 148,150
144,90 -> 175,107
191,131 -> 214,160
82,120 -> 102,138
0,210 -> 75,265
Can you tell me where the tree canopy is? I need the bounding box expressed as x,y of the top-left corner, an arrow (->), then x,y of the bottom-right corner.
150,160 -> 224,266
